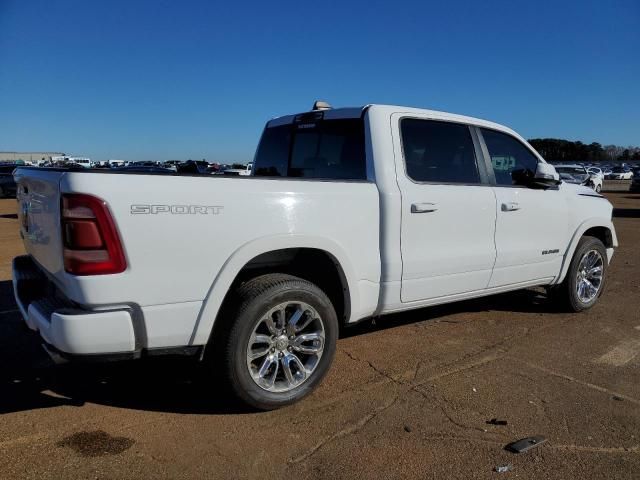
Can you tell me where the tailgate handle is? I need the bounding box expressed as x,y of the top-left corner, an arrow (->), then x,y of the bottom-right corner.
411,202 -> 438,213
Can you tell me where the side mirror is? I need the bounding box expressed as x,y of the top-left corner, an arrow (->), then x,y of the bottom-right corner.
531,162 -> 561,188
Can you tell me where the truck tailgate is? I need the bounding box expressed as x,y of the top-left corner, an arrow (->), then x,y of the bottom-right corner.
14,168 -> 65,277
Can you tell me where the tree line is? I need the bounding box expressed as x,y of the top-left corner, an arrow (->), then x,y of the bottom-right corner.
528,138 -> 640,162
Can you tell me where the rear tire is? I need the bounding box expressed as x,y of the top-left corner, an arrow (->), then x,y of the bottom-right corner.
211,273 -> 338,410
595,184 -> 602,193
553,236 -> 607,312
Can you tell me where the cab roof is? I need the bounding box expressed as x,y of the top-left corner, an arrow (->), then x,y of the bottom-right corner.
267,104 -> 520,138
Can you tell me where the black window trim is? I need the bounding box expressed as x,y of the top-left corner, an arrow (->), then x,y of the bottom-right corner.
475,125 -> 543,189
398,116 -> 491,187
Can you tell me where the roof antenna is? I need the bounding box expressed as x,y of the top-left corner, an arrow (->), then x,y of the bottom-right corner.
312,100 -> 332,111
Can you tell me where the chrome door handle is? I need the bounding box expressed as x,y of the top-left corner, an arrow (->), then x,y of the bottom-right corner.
411,202 -> 438,213
501,202 -> 521,212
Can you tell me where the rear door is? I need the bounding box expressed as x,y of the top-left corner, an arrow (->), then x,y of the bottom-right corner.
477,128 -> 569,287
392,115 -> 497,303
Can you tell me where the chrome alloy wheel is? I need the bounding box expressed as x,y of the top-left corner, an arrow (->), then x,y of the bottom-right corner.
246,301 -> 325,393
576,249 -> 604,303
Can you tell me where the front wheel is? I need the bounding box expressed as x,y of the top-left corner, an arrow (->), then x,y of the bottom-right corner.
553,236 -> 607,312
214,274 -> 338,410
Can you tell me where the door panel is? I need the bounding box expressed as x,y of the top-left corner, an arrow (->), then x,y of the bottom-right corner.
478,127 -> 569,287
400,184 -> 497,302
391,114 -> 497,303
490,187 -> 567,286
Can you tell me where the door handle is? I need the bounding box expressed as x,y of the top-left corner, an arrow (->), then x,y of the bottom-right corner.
501,202 -> 521,212
411,202 -> 438,213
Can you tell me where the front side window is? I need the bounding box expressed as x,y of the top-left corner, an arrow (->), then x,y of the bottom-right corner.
400,119 -> 480,184
253,118 -> 366,180
481,128 -> 539,186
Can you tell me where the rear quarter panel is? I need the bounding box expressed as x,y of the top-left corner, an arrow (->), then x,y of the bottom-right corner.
59,173 -> 381,336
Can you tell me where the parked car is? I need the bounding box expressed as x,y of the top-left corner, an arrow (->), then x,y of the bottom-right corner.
211,163 -> 233,175
12,103 -> 617,410
0,164 -> 17,197
163,160 -> 183,169
207,163 -> 221,173
630,169 -> 640,192
586,167 -> 604,179
70,157 -> 93,168
176,160 -> 209,174
556,165 -> 603,192
607,166 -> 633,180
222,163 -> 253,176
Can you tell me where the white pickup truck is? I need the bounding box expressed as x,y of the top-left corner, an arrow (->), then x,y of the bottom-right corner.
13,103 -> 617,409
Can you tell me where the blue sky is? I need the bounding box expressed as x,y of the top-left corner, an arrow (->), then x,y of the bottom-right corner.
1,0 -> 638,162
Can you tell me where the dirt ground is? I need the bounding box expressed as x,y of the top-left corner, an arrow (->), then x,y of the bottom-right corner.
0,189 -> 639,479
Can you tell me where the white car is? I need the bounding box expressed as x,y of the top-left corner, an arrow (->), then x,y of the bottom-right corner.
557,165 -> 603,193
66,157 -> 92,168
607,167 -> 633,180
587,167 -> 604,179
221,162 -> 252,176
12,103 -> 617,409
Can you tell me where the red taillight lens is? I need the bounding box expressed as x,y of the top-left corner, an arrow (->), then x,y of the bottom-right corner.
61,194 -> 126,275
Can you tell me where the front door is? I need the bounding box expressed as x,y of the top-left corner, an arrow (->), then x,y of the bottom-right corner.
392,115 -> 497,303
478,127 -> 569,287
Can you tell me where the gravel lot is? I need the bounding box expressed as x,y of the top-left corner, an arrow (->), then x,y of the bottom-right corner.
0,190 -> 639,479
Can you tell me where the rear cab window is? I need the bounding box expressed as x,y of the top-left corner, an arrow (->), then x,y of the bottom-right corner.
253,116 -> 366,180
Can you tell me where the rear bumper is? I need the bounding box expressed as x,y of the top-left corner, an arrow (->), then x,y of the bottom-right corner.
12,255 -> 136,355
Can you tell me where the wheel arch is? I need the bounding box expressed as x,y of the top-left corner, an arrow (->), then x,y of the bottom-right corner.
555,218 -> 618,284
189,235 -> 361,346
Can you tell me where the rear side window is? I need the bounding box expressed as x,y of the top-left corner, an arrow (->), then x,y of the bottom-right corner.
481,128 -> 539,186
253,119 -> 366,180
400,119 -> 480,184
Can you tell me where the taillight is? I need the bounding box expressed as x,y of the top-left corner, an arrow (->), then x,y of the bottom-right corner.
61,194 -> 126,275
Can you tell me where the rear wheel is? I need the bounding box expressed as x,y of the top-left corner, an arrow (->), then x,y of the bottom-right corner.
213,274 -> 338,410
553,236 -> 607,312
595,184 -> 602,193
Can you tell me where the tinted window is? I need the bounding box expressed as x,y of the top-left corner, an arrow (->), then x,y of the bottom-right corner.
253,119 -> 366,180
400,119 -> 480,183
481,129 -> 539,186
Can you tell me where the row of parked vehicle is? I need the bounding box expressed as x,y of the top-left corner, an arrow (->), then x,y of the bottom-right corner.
2,158 -> 638,199
35,159 -> 254,176
0,159 -> 256,198
551,162 -> 638,193
587,164 -> 637,180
